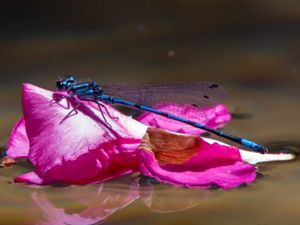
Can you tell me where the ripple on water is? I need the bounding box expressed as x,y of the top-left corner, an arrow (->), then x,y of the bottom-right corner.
253,140 -> 300,174
264,140 -> 300,157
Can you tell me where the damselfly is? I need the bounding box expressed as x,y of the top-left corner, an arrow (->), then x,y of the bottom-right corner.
56,75 -> 268,153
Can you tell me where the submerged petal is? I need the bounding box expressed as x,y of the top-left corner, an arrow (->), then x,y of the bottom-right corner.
137,103 -> 231,135
139,128 -> 256,189
6,117 -> 29,159
19,83 -> 147,184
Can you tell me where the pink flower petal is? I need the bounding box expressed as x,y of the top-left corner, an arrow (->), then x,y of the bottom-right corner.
15,171 -> 50,185
137,103 -> 231,135
139,128 -> 256,189
6,117 -> 29,159
18,83 -> 147,184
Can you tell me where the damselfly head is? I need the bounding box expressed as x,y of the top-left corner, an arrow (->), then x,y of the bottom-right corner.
56,75 -> 76,91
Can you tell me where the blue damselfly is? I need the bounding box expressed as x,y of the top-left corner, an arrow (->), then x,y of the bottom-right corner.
56,75 -> 267,153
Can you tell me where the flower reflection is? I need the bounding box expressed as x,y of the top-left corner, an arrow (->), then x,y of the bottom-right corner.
140,184 -> 213,213
32,178 -> 139,225
31,177 -> 216,225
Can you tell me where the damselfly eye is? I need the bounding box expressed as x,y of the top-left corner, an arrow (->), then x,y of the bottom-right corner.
56,80 -> 65,90
94,86 -> 103,95
65,75 -> 75,84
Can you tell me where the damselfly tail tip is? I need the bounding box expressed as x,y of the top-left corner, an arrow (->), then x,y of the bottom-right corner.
260,145 -> 269,154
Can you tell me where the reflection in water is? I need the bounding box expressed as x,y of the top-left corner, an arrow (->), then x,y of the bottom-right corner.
140,185 -> 213,213
32,180 -> 139,225
31,177 -> 215,225
265,141 -> 300,156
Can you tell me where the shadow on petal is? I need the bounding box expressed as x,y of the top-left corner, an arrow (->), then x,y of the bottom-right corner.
137,103 -> 231,135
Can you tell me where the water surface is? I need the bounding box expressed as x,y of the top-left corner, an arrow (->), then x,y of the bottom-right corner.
1,2 -> 300,224
1,83 -> 299,225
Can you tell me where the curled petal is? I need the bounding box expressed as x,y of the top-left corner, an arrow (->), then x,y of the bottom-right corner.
137,103 -> 231,135
18,83 -> 147,184
139,128 -> 256,189
6,117 -> 29,159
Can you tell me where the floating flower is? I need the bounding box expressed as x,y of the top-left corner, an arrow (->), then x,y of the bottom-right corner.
5,83 -> 294,188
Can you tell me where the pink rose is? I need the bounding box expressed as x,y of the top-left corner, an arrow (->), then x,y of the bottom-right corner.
5,83 -> 256,189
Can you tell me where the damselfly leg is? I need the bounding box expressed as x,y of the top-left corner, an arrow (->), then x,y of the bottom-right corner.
97,101 -> 119,121
61,103 -> 81,124
77,96 -> 119,127
92,100 -> 111,127
51,92 -> 83,124
59,96 -> 81,124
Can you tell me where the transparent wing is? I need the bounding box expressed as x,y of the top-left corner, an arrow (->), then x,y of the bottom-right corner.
101,82 -> 228,107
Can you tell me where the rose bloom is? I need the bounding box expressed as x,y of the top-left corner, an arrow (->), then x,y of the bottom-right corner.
5,83 -> 293,189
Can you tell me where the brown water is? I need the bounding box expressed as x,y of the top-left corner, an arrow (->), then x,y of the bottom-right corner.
1,2 -> 300,224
